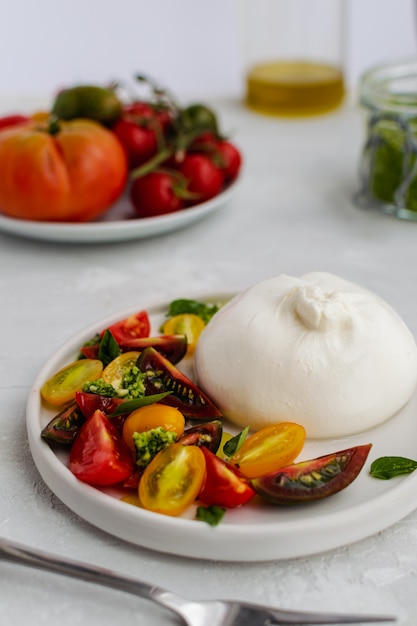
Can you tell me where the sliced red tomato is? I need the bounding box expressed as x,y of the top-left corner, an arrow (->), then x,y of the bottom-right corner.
199,447 -> 255,508
75,391 -> 123,419
136,347 -> 222,419
252,444 -> 372,504
69,409 -> 135,486
230,422 -> 306,479
139,442 -> 206,516
102,310 -> 150,343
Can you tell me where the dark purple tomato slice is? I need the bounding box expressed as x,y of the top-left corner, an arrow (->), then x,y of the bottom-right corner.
118,334 -> 187,364
41,401 -> 86,445
178,420 -> 223,453
136,347 -> 222,420
252,444 -> 372,504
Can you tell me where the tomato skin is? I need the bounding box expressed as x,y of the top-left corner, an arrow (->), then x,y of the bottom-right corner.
102,352 -> 141,389
199,447 -> 255,508
137,347 -> 222,419
117,335 -> 187,365
178,420 -> 223,453
130,171 -> 184,218
252,444 -> 372,504
75,391 -> 123,419
113,117 -> 158,169
104,310 -> 150,343
41,359 -> 103,407
0,119 -> 128,222
161,313 -> 205,354
139,442 -> 206,516
179,154 -> 223,203
215,141 -> 242,182
122,404 -> 185,451
230,423 -> 306,479
0,114 -> 30,130
69,409 -> 135,486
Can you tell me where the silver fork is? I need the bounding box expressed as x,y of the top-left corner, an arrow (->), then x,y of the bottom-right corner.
0,538 -> 395,625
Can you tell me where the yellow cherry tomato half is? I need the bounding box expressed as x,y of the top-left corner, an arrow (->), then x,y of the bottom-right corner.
41,359 -> 103,407
122,404 -> 185,451
139,443 -> 206,516
102,351 -> 140,390
162,313 -> 205,354
230,422 -> 306,479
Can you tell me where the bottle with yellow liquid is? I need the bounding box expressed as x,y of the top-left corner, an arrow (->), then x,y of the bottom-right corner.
238,0 -> 346,116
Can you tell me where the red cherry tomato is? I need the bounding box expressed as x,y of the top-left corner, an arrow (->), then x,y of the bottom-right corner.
103,310 -> 150,343
113,117 -> 158,169
199,446 -> 256,508
130,171 -> 184,218
179,153 -> 223,203
69,409 -> 135,486
0,114 -> 30,130
215,140 -> 242,182
123,101 -> 172,133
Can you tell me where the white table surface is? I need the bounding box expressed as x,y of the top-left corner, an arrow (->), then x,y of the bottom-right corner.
1,95 -> 416,625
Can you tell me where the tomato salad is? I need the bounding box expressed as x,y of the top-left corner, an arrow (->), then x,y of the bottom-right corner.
40,299 -> 372,526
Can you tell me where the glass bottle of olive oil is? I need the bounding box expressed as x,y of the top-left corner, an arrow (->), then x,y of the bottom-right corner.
238,0 -> 346,116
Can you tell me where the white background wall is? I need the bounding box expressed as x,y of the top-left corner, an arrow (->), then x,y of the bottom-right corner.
0,0 -> 415,102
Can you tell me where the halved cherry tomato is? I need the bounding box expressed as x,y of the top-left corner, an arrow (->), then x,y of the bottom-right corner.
41,401 -> 85,445
139,443 -> 206,516
137,347 -> 222,419
41,359 -> 103,407
103,311 -> 150,344
199,447 -> 255,508
161,314 -> 205,354
178,420 -> 223,453
230,422 -> 306,479
122,404 -> 185,451
102,352 -> 140,390
252,444 -> 372,504
69,409 -> 135,486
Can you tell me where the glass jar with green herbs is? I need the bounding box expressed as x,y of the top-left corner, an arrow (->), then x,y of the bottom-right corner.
355,59 -> 417,221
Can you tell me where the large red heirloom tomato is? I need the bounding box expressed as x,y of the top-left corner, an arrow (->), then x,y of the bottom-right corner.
0,118 -> 128,222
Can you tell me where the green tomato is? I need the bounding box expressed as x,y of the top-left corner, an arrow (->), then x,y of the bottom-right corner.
52,86 -> 123,125
180,103 -> 219,135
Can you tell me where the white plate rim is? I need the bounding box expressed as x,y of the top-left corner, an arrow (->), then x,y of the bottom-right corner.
0,180 -> 238,244
26,293 -> 417,562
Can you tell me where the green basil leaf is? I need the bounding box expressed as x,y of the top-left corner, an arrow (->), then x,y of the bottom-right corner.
98,329 -> 121,367
370,456 -> 417,480
108,392 -> 172,417
196,505 -> 226,526
166,299 -> 220,324
222,426 -> 250,458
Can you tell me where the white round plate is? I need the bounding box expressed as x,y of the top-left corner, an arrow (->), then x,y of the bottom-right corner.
0,181 -> 238,244
26,294 -> 417,562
